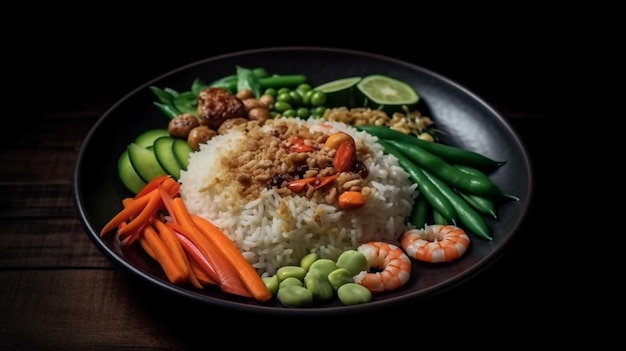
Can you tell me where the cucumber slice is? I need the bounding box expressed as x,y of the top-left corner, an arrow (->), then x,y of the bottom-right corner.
127,142 -> 168,183
172,138 -> 194,170
118,149 -> 147,194
356,75 -> 419,113
134,128 -> 170,148
314,76 -> 361,108
153,136 -> 182,179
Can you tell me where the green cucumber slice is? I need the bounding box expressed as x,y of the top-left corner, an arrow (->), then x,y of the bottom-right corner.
153,136 -> 182,179
118,149 -> 147,194
133,128 -> 170,148
127,142 -> 168,183
314,76 -> 361,108
172,138 -> 194,170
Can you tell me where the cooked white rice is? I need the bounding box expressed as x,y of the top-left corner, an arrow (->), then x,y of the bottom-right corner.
179,117 -> 417,277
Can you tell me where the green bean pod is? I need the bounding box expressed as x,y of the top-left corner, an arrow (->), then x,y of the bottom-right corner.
432,207 -> 451,225
378,140 -> 457,224
422,169 -> 492,240
410,195 -> 429,229
356,125 -> 505,169
457,190 -> 498,219
385,139 -> 504,197
455,164 -> 520,202
153,102 -> 180,119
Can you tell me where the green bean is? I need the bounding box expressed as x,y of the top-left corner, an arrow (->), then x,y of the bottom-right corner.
153,102 -> 180,119
457,190 -> 498,219
422,169 -> 492,240
150,86 -> 176,104
410,195 -> 428,229
432,208 -> 450,225
378,140 -> 457,224
455,164 -> 520,202
356,125 -> 505,169
385,139 -> 504,197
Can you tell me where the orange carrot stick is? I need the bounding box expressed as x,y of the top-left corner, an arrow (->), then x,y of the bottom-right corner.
141,222 -> 187,285
169,198 -> 252,298
168,224 -> 218,284
117,189 -> 162,238
135,175 -> 170,199
153,218 -> 191,280
190,214 -> 271,302
189,259 -> 214,287
100,192 -> 153,236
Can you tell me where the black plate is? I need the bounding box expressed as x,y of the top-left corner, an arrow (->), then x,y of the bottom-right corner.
73,47 -> 532,316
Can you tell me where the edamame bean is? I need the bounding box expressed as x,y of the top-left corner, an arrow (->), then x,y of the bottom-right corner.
336,250 -> 369,276
276,265 -> 306,281
308,258 -> 337,276
309,90 -> 327,107
300,252 -> 319,271
279,277 -> 304,289
262,275 -> 279,296
273,101 -> 292,112
327,268 -> 354,290
277,285 -> 313,308
304,270 -> 334,302
337,283 -> 372,305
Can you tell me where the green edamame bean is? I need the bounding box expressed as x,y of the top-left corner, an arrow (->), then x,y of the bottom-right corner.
311,106 -> 327,118
336,250 -> 368,276
264,88 -> 277,98
309,90 -> 327,107
279,276 -> 304,289
276,265 -> 306,281
337,283 -> 372,305
300,252 -> 319,271
276,92 -> 292,104
277,285 -> 313,308
304,270 -> 334,302
288,90 -> 303,106
296,107 -> 311,119
308,258 -> 337,276
282,109 -> 297,118
273,101 -> 293,112
327,268 -> 354,290
296,83 -> 312,95
262,275 -> 279,296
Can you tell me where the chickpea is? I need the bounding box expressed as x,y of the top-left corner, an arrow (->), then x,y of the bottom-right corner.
187,125 -> 217,150
236,89 -> 254,100
258,94 -> 275,108
168,113 -> 200,139
248,107 -> 270,124
242,98 -> 265,113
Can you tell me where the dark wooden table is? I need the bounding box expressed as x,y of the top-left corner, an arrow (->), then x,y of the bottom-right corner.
2,36 -> 558,349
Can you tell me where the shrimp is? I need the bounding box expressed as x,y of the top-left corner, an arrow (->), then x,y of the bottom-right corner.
353,241 -> 411,293
400,224 -> 470,263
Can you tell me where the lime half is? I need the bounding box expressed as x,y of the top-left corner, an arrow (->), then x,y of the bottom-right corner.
314,76 -> 362,108
356,75 -> 420,113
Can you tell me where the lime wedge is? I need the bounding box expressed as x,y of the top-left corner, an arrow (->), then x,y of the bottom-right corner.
314,76 -> 361,108
356,75 -> 420,113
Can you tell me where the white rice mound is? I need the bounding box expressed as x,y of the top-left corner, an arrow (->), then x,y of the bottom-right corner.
179,117 -> 417,277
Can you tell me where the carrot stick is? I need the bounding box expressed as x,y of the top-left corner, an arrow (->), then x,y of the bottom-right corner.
158,184 -> 177,224
189,259 -> 214,286
137,232 -> 157,260
100,192 -> 154,236
153,218 -> 191,281
141,222 -> 188,285
190,214 -> 271,302
117,189 -> 162,238
169,226 -> 218,285
169,197 -> 252,298
135,175 -> 170,199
